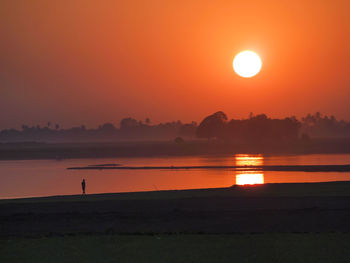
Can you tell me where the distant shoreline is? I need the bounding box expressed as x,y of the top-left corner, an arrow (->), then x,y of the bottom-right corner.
1,139 -> 350,160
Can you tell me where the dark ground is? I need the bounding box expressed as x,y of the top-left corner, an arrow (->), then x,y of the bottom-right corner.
1,182 -> 350,237
1,234 -> 350,263
1,182 -> 350,262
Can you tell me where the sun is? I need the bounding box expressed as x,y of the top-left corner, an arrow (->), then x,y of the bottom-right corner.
233,51 -> 262,78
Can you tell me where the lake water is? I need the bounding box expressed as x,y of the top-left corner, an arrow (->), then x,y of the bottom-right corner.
1,154 -> 350,199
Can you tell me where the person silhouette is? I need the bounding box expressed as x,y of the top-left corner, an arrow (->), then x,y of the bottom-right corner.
81,179 -> 86,195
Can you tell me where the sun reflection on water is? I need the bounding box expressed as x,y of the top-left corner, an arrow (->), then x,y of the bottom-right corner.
235,154 -> 264,185
235,154 -> 264,166
236,173 -> 264,185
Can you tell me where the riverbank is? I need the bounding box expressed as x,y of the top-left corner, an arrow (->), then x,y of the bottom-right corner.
1,182 -> 350,262
1,181 -> 350,237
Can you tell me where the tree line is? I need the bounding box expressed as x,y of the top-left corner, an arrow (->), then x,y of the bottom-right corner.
0,118 -> 197,143
196,111 -> 300,142
0,112 -> 349,142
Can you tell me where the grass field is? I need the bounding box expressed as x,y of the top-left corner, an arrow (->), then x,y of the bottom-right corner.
1,233 -> 350,263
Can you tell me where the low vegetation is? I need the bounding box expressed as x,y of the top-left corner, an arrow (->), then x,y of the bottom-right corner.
1,234 -> 350,263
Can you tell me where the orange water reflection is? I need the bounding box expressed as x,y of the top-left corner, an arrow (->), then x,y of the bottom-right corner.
235,154 -> 264,185
3,155 -> 350,198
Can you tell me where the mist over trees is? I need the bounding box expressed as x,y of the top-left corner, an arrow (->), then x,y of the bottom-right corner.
0,112 -> 349,143
0,118 -> 197,143
300,112 -> 350,138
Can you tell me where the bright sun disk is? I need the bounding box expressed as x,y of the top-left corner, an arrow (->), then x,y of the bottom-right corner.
233,51 -> 262,78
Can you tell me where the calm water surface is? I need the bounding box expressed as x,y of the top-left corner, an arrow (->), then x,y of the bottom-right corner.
1,154 -> 350,199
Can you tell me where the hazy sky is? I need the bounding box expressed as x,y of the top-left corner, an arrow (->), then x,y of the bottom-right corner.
1,0 -> 350,129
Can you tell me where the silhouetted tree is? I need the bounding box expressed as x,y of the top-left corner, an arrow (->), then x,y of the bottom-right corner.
120,117 -> 138,130
196,111 -> 228,140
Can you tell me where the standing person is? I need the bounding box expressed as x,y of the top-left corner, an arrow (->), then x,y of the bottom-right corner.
81,179 -> 86,195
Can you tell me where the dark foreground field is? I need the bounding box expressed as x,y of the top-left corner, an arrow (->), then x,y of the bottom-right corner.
1,182 -> 350,262
1,234 -> 350,263
1,182 -> 350,235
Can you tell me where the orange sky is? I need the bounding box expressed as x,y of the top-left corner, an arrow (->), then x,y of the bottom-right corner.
1,0 -> 350,129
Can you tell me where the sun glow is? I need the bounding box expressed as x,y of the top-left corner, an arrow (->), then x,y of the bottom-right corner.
233,51 -> 262,78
